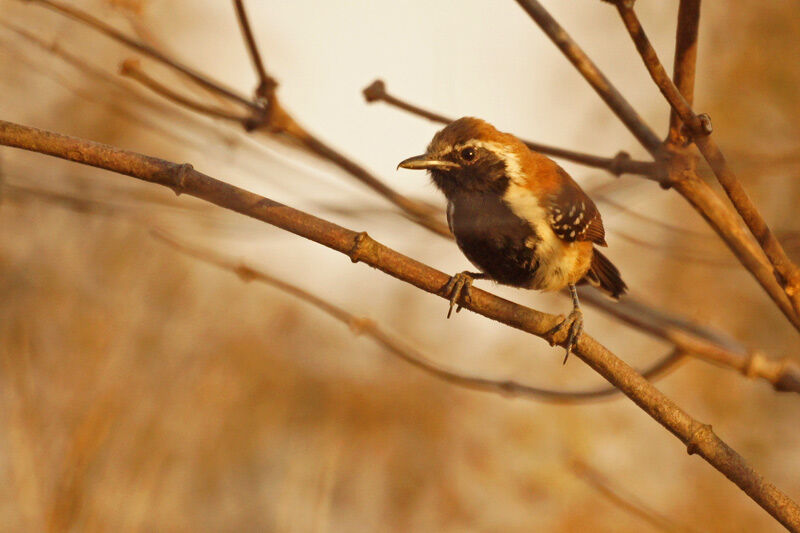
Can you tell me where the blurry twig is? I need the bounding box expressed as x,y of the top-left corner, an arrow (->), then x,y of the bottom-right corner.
570,457 -> 700,533
232,0 -> 278,101
612,1 -> 800,322
1,120 -> 798,529
152,228 -> 686,404
362,79 -> 663,180
580,290 -> 800,394
24,0 -> 450,237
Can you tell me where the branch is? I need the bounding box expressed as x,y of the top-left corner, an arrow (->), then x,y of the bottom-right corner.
580,290 -> 800,394
362,79 -> 664,180
25,0 -> 451,238
512,0 -> 663,155
667,0 -> 701,146
119,59 -> 250,123
152,229 -> 686,404
231,0 -> 278,101
613,2 -> 800,320
570,457 -> 700,533
1,119 -> 798,528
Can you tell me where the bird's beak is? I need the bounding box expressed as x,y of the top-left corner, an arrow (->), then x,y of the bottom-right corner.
397,154 -> 460,171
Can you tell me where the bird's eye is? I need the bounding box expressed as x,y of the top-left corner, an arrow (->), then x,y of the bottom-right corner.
460,147 -> 476,161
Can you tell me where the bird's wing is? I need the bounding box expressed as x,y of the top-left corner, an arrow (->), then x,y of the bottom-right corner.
546,167 -> 607,246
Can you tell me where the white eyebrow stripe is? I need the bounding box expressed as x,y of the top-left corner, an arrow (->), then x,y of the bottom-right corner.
464,140 -> 525,185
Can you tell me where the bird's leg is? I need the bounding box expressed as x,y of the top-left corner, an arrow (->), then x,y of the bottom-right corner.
548,284 -> 584,364
441,271 -> 488,318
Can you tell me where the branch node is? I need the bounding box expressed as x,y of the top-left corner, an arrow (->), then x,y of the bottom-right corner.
348,316 -> 375,335
609,151 -> 632,177
743,350 -> 767,379
362,79 -> 387,103
686,422 -> 713,456
681,113 -> 713,138
349,231 -> 372,264
172,163 -> 193,196
235,264 -> 257,282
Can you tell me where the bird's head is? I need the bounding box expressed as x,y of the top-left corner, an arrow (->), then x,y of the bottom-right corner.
398,117 -> 525,198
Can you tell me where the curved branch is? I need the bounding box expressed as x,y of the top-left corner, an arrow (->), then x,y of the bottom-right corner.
1,119 -> 797,528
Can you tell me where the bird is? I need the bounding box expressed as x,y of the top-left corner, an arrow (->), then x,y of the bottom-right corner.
397,117 -> 626,362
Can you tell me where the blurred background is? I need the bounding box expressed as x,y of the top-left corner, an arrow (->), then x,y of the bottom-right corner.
1,0 -> 799,531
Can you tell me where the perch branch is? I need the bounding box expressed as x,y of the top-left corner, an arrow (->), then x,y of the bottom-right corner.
152,229 -> 686,403
513,0 -> 663,155
1,119 -> 798,529
614,2 -> 800,319
362,79 -> 664,180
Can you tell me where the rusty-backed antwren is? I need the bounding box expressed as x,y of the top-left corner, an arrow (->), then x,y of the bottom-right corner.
398,117 -> 627,362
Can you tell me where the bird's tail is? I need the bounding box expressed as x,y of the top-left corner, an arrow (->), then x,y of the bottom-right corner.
583,249 -> 627,300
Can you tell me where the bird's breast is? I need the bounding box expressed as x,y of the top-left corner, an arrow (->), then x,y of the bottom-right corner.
448,192 -> 538,287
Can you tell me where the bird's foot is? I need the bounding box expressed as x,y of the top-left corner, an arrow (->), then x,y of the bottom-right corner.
442,271 -> 480,318
548,307 -> 584,364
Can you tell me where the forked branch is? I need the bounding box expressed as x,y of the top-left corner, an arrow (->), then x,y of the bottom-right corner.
613,2 -> 800,319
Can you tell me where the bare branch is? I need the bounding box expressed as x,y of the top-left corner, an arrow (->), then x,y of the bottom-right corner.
580,290 -> 800,394
119,59 -> 250,123
363,79 -> 665,180
614,2 -> 800,320
1,119 -> 798,528
667,0 -> 701,146
513,0 -> 663,155
570,457 -> 700,533
152,229 -> 686,404
231,0 -> 278,101
27,0 -> 258,111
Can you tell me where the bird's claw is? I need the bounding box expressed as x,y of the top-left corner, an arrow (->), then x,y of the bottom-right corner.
442,272 -> 475,318
548,308 -> 584,364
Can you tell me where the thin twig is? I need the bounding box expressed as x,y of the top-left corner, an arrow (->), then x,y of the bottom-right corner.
580,290 -> 800,394
570,457 -> 700,533
667,0 -> 701,147
362,79 -> 664,180
613,2 -> 800,320
231,0 -> 278,101
1,119 -> 797,528
512,0 -> 663,155
27,0 -> 258,111
119,59 -> 250,123
152,229 -> 686,404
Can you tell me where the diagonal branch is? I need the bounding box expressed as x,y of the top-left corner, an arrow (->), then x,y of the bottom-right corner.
152,229 -> 686,404
119,59 -> 250,123
513,0 -> 663,155
1,119 -> 798,529
363,79 -> 664,180
613,2 -> 800,320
